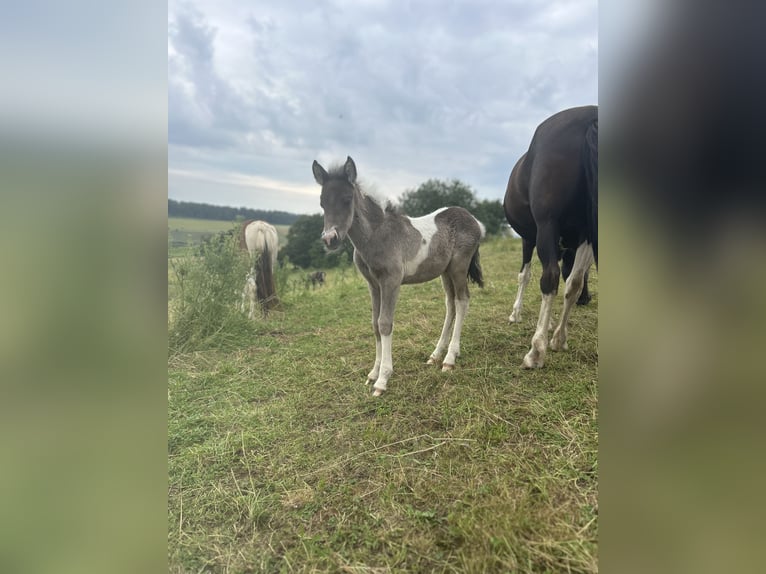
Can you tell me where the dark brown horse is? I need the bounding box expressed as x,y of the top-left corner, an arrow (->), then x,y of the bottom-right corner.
503,106 -> 598,368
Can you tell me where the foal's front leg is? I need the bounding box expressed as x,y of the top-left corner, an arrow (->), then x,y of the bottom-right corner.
365,282 -> 382,385
372,282 -> 400,397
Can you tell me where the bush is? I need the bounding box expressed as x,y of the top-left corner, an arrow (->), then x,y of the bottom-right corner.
168,234 -> 258,353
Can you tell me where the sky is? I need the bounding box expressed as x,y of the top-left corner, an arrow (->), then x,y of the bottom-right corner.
168,0 -> 598,215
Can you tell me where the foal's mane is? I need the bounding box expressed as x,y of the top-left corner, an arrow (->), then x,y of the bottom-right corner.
325,163 -> 399,214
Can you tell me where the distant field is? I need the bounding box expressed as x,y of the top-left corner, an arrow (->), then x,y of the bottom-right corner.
168,217 -> 291,257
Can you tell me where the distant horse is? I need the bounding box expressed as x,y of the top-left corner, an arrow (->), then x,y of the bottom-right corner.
308,270 -> 326,288
239,220 -> 279,317
313,156 -> 485,396
503,106 -> 598,368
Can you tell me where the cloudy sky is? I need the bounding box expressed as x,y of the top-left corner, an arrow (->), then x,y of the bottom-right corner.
169,0 -> 598,214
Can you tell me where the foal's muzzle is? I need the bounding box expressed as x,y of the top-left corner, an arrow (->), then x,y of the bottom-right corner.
321,226 -> 341,250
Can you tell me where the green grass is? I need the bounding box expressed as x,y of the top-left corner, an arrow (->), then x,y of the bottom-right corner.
168,237 -> 598,573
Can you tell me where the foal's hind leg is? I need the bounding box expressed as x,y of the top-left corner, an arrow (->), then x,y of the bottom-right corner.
509,238 -> 534,323
428,275 -> 456,367
550,242 -> 594,352
523,224 -> 560,369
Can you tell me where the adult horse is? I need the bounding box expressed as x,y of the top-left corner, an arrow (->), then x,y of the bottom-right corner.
503,105 -> 598,368
313,156 -> 485,396
239,220 -> 279,317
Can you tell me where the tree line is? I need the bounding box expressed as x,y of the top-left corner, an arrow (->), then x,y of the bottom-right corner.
168,199 -> 300,225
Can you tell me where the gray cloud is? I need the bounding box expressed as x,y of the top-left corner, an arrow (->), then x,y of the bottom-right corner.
168,0 -> 597,212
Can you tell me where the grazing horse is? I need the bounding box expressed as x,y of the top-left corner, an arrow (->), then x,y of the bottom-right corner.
313,156 -> 485,396
239,220 -> 279,317
308,270 -> 326,288
503,105 -> 598,368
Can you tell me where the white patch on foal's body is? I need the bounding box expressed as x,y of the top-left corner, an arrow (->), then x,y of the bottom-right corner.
403,208 -> 447,277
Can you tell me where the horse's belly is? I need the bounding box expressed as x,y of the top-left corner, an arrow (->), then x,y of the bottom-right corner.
402,259 -> 445,284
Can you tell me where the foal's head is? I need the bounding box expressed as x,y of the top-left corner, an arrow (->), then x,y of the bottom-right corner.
312,156 -> 358,252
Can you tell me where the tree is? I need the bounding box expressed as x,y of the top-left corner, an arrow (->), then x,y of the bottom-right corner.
398,179 -> 477,217
281,214 -> 354,269
472,199 -> 507,236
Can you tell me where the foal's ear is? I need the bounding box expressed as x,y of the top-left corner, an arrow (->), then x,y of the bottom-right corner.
344,156 -> 357,184
312,160 -> 328,186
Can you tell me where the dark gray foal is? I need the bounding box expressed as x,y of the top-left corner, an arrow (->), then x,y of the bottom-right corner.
313,156 -> 485,396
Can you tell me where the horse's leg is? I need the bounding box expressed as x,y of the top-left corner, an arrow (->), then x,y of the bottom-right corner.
442,270 -> 470,371
523,224 -> 560,368
509,238 -> 534,323
355,254 -> 382,385
365,280 -> 382,385
427,274 -> 456,366
372,281 -> 401,397
551,242 -> 594,352
578,270 -> 592,305
563,248 -> 591,305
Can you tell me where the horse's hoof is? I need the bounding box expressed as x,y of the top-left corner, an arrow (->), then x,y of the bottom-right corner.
522,352 -> 544,369
372,388 -> 384,397
441,363 -> 455,372
426,357 -> 438,365
509,314 -> 520,323
549,338 -> 568,352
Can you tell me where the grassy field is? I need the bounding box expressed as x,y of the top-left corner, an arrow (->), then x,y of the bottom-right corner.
169,217 -> 292,258
168,236 -> 598,573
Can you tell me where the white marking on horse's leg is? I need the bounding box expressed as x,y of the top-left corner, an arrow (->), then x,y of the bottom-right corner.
372,333 -> 393,396
551,243 -> 594,352
367,337 -> 381,384
429,292 -> 455,365
372,284 -> 398,396
443,298 -> 468,370
366,282 -> 382,384
509,263 -> 531,323
523,293 -> 555,368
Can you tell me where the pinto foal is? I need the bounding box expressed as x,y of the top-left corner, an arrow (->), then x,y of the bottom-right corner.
313,156 -> 484,396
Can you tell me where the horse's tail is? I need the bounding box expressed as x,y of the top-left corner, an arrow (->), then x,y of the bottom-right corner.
582,118 -> 598,265
239,220 -> 253,251
468,248 -> 485,288
254,237 -> 279,315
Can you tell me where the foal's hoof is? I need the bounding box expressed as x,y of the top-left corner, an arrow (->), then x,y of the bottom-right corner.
549,336 -> 568,352
522,352 -> 545,369
372,388 -> 384,397
441,363 -> 455,372
509,314 -> 520,323
426,357 -> 439,365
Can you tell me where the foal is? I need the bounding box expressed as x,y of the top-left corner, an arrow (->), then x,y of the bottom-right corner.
313,156 -> 484,396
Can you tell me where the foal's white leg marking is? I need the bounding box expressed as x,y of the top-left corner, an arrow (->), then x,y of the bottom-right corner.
403,208 -> 447,278
509,262 -> 531,323
367,338 -> 382,384
551,242 -> 594,352
443,298 -> 468,370
372,334 -> 393,397
428,293 -> 455,365
523,292 -> 555,368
